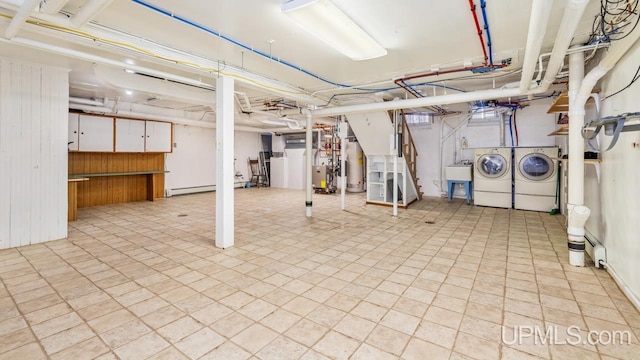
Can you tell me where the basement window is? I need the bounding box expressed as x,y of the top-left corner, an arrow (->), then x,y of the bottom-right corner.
405,112 -> 433,128
469,104 -> 504,126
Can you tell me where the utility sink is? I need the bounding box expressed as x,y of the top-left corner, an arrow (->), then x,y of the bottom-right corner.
445,164 -> 473,182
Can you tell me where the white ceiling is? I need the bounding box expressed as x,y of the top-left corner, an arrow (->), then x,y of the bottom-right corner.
0,0 -> 602,127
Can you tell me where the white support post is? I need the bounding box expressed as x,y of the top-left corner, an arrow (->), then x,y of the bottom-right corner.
392,111 -> 399,217
216,76 -> 234,249
305,111 -> 313,217
340,117 -> 347,210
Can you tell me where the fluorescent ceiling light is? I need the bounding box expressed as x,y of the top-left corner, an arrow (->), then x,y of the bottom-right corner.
281,0 -> 387,61
261,118 -> 303,129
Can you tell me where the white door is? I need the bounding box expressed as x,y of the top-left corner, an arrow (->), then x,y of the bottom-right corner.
78,115 -> 114,152
115,118 -> 145,152
145,121 -> 172,152
68,113 -> 79,151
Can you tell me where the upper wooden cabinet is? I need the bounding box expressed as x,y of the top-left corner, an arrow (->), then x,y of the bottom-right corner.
68,113 -> 172,153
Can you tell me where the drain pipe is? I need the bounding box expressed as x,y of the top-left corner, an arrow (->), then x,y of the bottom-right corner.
567,23 -> 640,266
567,50 -> 587,266
305,110 -> 313,217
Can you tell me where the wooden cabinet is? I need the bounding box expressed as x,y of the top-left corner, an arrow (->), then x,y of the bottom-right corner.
78,115 -> 114,152
115,118 -> 145,152
145,120 -> 172,152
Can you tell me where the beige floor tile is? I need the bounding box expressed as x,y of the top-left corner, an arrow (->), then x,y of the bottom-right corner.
453,332 -> 501,360
313,330 -> 360,359
40,323 -> 96,355
114,332 -> 169,360
424,306 -> 463,330
190,302 -> 234,326
88,308 -> 136,334
402,338 -> 451,360
256,335 -> 308,360
49,336 -> 110,360
350,301 -> 388,323
76,299 -> 122,321
32,311 -> 83,339
284,319 -> 329,347
99,319 -> 151,349
146,346 -> 189,360
211,312 -> 255,338
232,323 -> 279,354
0,342 -> 47,360
351,343 -> 397,360
157,316 -> 203,343
380,309 -> 420,335
175,328 -> 225,359
365,325 -> 410,356
260,308 -> 302,333
141,305 -> 185,329
414,320 -> 458,349
200,341 -> 251,360
0,328 -> 36,354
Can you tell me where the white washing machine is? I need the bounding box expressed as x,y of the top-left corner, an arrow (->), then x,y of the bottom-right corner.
514,147 -> 559,212
473,147 -> 512,209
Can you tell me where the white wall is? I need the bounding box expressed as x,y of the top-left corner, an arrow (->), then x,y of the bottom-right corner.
0,59 -> 69,249
585,41 -> 640,304
412,99 -> 557,197
165,125 -> 262,191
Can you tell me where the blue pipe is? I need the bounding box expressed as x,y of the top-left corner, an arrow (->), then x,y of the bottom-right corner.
508,113 -> 514,147
480,0 -> 493,66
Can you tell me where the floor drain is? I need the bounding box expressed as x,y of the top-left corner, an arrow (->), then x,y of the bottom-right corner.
425,220 -> 435,224
177,214 -> 188,217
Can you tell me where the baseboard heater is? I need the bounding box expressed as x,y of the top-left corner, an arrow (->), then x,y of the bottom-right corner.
585,231 -> 607,269
166,182 -> 245,197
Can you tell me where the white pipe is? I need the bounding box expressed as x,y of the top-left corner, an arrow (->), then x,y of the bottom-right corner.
71,0 -> 113,27
305,111 -> 313,217
519,0 -> 554,92
4,0 -> 39,39
39,0 -> 69,14
566,22 -> 640,267
539,0 -> 590,90
68,103 -> 269,133
568,51 -> 585,209
69,96 -> 104,106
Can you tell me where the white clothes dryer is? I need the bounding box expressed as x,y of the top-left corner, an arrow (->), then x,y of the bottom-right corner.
514,147 -> 559,212
473,147 -> 512,209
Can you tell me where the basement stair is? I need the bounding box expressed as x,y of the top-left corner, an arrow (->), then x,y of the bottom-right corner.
345,110 -> 422,208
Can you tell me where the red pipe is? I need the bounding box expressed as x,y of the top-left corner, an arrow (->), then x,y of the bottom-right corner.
468,0 -> 488,66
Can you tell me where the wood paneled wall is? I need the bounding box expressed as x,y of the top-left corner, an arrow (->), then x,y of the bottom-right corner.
0,60 -> 69,249
69,153 -> 165,208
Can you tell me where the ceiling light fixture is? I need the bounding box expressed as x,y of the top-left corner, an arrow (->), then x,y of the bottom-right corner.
281,0 -> 387,61
261,118 -> 303,130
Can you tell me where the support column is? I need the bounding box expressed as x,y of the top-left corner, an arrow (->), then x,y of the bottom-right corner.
216,76 -> 234,248
567,51 -> 587,266
392,111 -> 399,217
305,111 -> 313,217
339,117 -> 347,210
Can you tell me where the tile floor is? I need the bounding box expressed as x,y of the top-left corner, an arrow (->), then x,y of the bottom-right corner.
1,189 -> 639,360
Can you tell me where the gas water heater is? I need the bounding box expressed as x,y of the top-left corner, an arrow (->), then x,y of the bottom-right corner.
346,142 -> 365,192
